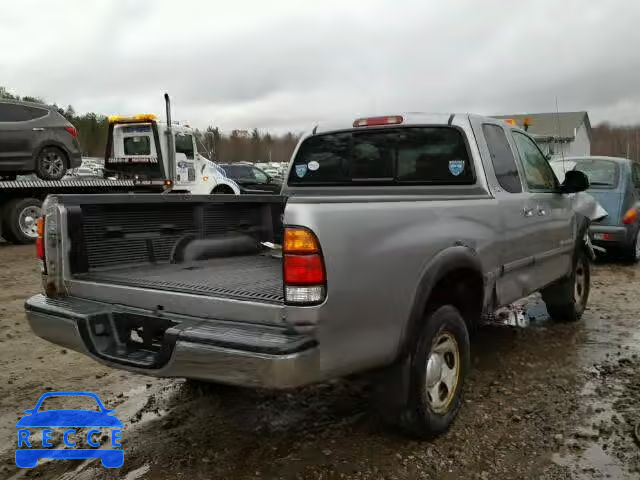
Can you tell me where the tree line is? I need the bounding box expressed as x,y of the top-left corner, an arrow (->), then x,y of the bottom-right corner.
592,124 -> 640,162
2,86 -> 640,163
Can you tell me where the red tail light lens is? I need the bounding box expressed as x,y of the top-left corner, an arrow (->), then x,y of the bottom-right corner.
284,254 -> 325,285
623,208 -> 638,225
36,217 -> 45,260
64,126 -> 78,138
283,227 -> 326,304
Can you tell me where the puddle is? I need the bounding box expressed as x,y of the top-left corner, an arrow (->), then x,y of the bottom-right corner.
554,444 -> 631,479
123,464 -> 151,480
113,384 -> 174,427
549,263 -> 640,478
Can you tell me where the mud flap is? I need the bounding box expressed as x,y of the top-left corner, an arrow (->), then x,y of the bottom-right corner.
584,234 -> 596,261
371,357 -> 412,418
572,192 -> 606,260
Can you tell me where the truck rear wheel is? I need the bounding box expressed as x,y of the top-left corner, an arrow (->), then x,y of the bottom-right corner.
1,198 -> 42,244
541,246 -> 590,322
393,305 -> 470,439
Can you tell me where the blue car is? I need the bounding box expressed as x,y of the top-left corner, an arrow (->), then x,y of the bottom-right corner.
15,391 -> 123,468
551,156 -> 640,262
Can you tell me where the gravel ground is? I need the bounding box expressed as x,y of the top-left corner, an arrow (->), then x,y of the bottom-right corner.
0,244 -> 639,479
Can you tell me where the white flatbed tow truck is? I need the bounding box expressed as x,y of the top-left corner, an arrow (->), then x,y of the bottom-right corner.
0,94 -> 240,244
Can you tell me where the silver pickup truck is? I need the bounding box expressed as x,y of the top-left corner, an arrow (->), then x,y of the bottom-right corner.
26,113 -> 594,438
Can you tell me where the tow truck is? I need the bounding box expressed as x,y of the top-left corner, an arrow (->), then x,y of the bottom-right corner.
0,95 -> 239,244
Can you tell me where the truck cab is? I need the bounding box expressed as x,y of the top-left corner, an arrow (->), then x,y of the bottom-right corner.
105,113 -> 240,195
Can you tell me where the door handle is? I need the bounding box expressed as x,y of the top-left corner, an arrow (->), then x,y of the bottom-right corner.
32,127 -> 44,131
522,207 -> 534,217
536,206 -> 547,216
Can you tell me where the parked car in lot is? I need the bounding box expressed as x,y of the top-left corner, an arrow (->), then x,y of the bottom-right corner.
70,166 -> 100,177
0,100 -> 82,180
27,113 -> 596,439
550,156 -> 640,262
219,163 -> 282,193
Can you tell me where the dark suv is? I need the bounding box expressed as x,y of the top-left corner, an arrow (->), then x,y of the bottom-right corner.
0,100 -> 82,180
219,163 -> 282,193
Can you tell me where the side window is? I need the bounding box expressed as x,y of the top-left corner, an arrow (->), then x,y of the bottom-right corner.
512,132 -> 558,191
175,134 -> 194,159
252,168 -> 268,183
482,124 -> 522,193
0,103 -> 33,122
633,163 -> 640,190
25,106 -> 49,120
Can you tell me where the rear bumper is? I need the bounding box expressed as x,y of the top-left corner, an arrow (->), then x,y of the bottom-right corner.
68,150 -> 82,168
589,224 -> 632,247
25,294 -> 321,389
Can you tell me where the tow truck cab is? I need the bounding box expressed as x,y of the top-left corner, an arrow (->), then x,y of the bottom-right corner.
104,113 -> 239,195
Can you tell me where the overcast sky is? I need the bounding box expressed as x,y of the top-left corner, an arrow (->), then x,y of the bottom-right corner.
2,0 -> 640,132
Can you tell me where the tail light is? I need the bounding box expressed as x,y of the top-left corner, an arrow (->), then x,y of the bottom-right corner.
36,217 -> 45,263
623,207 -> 638,225
64,126 -> 78,138
39,197 -> 65,297
283,227 -> 326,304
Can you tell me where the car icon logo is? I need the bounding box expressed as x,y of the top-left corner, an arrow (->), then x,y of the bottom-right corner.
15,391 -> 123,468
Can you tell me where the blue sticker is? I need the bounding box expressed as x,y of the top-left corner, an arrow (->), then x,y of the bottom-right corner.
295,164 -> 308,178
448,160 -> 465,176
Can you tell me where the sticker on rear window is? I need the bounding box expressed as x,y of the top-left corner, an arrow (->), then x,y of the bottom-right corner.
307,160 -> 319,171
295,164 -> 308,178
448,160 -> 465,176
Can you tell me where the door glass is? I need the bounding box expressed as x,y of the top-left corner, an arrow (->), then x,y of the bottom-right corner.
0,103 -> 33,122
252,168 -> 268,183
512,131 -> 558,191
482,124 -> 522,193
632,164 -> 640,190
25,106 -> 49,120
175,134 -> 194,159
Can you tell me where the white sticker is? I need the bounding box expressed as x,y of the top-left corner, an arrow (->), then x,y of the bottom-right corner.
308,160 -> 320,171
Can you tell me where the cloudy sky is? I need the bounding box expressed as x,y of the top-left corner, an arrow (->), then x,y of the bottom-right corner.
2,0 -> 639,132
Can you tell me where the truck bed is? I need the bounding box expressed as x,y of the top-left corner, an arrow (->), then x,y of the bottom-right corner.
77,254 -> 284,304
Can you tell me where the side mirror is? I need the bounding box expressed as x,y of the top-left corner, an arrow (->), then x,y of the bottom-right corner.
561,170 -> 589,193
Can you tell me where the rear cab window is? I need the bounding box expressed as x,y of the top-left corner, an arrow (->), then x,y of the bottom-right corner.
114,124 -> 155,158
124,136 -> 151,155
288,127 -> 474,186
175,133 -> 194,159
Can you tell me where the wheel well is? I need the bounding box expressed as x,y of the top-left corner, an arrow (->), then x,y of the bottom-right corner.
425,268 -> 484,330
212,184 -> 234,194
36,145 -> 69,165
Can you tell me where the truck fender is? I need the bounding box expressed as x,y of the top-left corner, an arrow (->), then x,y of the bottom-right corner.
576,215 -> 595,261
399,246 -> 484,357
212,178 -> 241,195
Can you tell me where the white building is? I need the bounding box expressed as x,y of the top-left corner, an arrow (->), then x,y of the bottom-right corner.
494,112 -> 592,159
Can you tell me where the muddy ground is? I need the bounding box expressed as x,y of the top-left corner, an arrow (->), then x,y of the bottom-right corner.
0,243 -> 639,479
